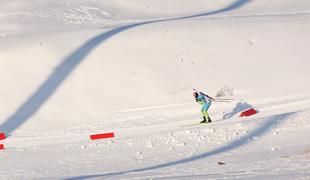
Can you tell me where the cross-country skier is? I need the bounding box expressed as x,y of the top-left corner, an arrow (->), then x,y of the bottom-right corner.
193,90 -> 215,123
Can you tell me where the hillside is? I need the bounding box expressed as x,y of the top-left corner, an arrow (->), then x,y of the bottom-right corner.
0,0 -> 310,179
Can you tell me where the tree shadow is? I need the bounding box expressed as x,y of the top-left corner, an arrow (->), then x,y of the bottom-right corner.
0,0 -> 252,135
65,112 -> 296,180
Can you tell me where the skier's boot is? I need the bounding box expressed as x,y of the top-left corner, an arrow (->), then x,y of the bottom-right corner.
200,116 -> 207,123
207,117 -> 212,123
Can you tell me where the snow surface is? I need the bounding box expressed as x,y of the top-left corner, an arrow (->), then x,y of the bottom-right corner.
1,0 -> 310,179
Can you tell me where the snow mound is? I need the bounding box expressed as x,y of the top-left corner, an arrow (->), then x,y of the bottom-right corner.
216,85 -> 234,98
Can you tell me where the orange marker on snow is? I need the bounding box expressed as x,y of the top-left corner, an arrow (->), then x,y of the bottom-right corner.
240,108 -> 258,117
0,132 -> 5,140
90,132 -> 115,140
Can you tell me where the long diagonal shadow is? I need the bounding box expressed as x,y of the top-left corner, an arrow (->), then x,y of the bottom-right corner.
65,112 -> 296,180
0,0 -> 251,135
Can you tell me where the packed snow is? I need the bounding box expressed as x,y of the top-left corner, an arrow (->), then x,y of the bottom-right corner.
1,0 -> 310,179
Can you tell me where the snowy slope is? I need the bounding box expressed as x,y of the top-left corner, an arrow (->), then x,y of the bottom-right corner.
1,0 -> 310,179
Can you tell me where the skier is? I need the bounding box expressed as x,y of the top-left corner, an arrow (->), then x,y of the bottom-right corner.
193,90 -> 215,123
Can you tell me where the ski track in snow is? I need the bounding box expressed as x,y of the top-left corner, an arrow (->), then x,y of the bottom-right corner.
3,94 -> 310,179
63,98 -> 310,179
3,93 -> 310,149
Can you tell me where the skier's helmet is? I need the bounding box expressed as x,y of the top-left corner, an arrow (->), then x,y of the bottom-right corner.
193,92 -> 198,98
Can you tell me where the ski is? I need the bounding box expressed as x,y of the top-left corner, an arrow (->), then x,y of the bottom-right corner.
180,122 -> 212,127
215,97 -> 234,100
214,98 -> 234,102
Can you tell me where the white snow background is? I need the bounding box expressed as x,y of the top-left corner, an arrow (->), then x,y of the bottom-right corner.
0,0 -> 310,179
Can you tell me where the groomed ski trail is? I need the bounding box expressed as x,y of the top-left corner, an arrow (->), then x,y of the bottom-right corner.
3,94 -> 310,149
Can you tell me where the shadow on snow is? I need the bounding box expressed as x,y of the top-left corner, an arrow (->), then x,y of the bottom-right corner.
66,112 -> 296,179
223,101 -> 254,119
0,0 -> 251,135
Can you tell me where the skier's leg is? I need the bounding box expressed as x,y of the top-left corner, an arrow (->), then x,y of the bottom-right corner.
207,116 -> 212,123
204,110 -> 210,118
203,101 -> 212,122
200,103 -> 209,123
200,108 -> 207,123
203,109 -> 211,122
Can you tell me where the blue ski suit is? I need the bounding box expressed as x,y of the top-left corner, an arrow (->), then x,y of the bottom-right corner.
195,92 -> 212,119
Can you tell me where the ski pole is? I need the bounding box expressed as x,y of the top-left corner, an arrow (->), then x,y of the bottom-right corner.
214,99 -> 231,102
